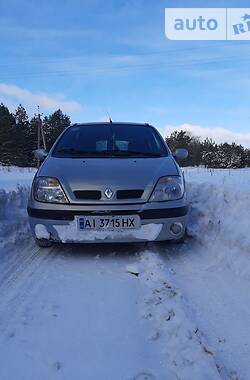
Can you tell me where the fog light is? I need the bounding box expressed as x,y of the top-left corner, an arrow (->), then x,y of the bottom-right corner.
170,222 -> 183,235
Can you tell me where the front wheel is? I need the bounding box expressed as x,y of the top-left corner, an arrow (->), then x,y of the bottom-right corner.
35,238 -> 53,248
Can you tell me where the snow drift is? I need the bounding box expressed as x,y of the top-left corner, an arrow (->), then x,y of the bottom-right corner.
0,187 -> 31,248
186,172 -> 250,279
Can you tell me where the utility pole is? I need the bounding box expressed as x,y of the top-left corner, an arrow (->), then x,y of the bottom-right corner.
37,106 -> 41,167
37,106 -> 47,167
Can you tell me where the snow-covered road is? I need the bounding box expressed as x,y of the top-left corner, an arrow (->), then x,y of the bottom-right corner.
0,241 -> 162,380
166,245 -> 250,380
0,240 -> 222,380
0,166 -> 249,380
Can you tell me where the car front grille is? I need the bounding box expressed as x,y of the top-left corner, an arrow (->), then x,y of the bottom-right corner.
116,189 -> 144,199
74,189 -> 144,200
74,190 -> 102,200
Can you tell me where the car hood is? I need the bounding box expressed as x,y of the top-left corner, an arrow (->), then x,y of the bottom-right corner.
39,156 -> 179,203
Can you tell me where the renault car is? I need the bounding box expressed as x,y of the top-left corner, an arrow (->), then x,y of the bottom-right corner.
27,122 -> 188,247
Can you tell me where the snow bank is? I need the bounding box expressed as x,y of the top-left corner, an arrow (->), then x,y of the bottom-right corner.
0,165 -> 36,191
0,165 -> 36,246
183,166 -> 250,193
186,169 -> 250,279
0,187 -> 31,248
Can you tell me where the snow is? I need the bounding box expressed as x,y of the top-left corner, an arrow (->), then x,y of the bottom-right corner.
35,224 -> 50,240
184,167 -> 250,280
0,165 -> 36,191
132,251 -> 221,380
183,166 -> 250,193
0,164 -> 250,379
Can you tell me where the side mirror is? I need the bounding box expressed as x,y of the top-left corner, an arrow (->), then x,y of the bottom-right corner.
33,148 -> 48,161
173,148 -> 188,160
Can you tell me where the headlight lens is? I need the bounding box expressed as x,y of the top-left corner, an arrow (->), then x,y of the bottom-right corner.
33,177 -> 68,203
149,176 -> 184,202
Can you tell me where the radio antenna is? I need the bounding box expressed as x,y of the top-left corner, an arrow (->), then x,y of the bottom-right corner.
104,106 -> 112,123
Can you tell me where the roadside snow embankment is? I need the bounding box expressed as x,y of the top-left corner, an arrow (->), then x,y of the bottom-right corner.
185,168 -> 250,278
0,187 -> 31,247
0,166 -> 36,247
128,251 -> 222,380
0,165 -> 36,192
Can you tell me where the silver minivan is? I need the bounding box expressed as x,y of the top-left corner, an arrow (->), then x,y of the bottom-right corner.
27,122 -> 188,247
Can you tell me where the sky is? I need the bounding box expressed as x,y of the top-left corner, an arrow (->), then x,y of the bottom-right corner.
0,0 -> 250,146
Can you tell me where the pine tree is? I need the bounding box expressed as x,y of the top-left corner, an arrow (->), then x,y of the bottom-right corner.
244,149 -> 250,167
11,105 -> 30,165
201,138 -> 217,168
0,104 -> 72,166
0,103 -> 16,165
166,130 -> 202,166
25,114 -> 40,166
43,109 -> 70,150
14,104 -> 29,128
166,130 -> 249,168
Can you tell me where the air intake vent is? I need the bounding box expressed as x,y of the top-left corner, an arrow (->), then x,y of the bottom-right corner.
74,190 -> 102,200
116,189 -> 144,199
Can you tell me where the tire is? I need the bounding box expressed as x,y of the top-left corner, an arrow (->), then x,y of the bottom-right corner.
171,236 -> 185,244
35,238 -> 53,248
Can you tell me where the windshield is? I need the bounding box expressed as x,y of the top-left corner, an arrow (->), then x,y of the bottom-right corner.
52,124 -> 168,158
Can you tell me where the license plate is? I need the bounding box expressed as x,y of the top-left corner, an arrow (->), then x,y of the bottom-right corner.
77,215 -> 141,231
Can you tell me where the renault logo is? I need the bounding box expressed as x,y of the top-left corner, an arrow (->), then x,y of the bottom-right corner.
104,188 -> 113,199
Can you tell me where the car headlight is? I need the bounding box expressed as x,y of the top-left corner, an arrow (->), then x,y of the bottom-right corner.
149,176 -> 184,202
33,177 -> 69,203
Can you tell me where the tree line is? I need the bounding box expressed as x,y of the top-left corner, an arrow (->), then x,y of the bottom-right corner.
0,102 -> 249,168
0,103 -> 70,166
166,130 -> 250,168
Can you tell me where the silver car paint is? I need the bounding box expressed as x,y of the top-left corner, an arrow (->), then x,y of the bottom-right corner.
38,156 -> 180,205
28,123 -> 188,243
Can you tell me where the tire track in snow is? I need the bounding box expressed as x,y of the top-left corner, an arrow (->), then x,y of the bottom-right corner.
128,247 -> 223,380
0,243 -> 42,289
0,242 -> 57,327
152,241 -> 241,380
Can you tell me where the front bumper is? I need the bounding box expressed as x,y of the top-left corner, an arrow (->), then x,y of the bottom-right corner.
27,201 -> 189,243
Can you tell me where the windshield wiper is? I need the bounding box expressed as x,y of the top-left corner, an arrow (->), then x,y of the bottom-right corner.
55,148 -> 163,158
56,148 -> 85,154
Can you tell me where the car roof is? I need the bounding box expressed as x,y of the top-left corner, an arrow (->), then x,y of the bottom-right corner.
71,122 -> 153,128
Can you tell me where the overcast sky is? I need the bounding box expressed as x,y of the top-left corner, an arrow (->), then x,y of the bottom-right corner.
0,0 -> 250,146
